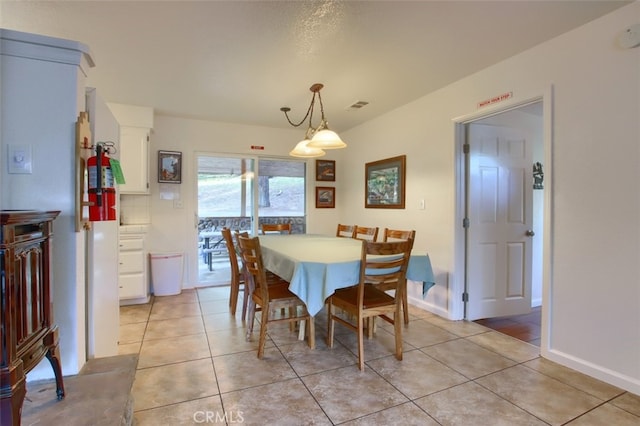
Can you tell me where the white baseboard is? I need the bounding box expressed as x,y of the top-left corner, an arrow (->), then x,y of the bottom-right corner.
543,347 -> 640,395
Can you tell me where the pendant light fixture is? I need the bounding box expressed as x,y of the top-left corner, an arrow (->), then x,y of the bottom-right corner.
282,83 -> 346,158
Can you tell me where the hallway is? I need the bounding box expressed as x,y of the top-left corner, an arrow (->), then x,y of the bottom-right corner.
475,306 -> 542,347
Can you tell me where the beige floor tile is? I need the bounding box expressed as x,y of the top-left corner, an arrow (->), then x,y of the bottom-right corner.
262,320 -> 313,347
611,392 -> 640,417
341,402 -> 440,426
200,298 -> 234,315
213,347 -> 297,393
108,286 -> 639,426
221,379 -> 331,426
197,285 -> 231,302
280,338 -> 358,376
207,326 -> 274,356
143,315 -> 205,340
302,365 -> 408,424
408,305 -> 439,320
119,322 -> 146,344
367,349 -> 468,399
415,381 -> 548,425
118,341 -> 141,355
132,358 -> 218,411
134,396 -> 224,425
467,330 -> 540,363
422,338 -> 516,379
476,364 -> 602,425
202,311 -> 246,332
391,318 -> 459,348
153,289 -> 198,305
424,315 -> 494,337
119,303 -> 152,325
524,357 -> 625,400
149,301 -> 201,320
334,326 -> 416,363
138,333 -> 211,368
565,402 -> 640,425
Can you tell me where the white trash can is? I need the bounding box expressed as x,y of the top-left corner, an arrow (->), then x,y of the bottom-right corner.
149,252 -> 184,296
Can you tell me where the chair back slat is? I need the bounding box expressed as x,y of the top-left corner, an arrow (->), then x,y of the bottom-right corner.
236,234 -> 270,304
355,226 -> 379,241
382,228 -> 416,243
361,240 -> 412,289
261,223 -> 292,234
221,227 -> 240,278
336,224 -> 356,238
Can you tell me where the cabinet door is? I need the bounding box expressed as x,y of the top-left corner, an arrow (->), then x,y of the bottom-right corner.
118,235 -> 148,301
119,273 -> 146,299
119,126 -> 149,194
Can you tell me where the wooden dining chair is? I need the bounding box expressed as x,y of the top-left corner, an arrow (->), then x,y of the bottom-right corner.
379,228 -> 416,325
326,239 -> 412,370
221,227 -> 248,320
236,234 -> 314,358
354,226 -> 379,241
336,224 -> 356,238
260,223 -> 292,235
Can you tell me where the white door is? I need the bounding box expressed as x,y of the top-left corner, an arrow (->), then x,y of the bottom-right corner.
466,123 -> 534,320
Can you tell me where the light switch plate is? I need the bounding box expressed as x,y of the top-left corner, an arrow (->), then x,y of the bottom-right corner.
8,144 -> 32,174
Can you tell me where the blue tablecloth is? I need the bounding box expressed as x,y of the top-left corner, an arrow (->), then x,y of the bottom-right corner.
259,234 -> 435,316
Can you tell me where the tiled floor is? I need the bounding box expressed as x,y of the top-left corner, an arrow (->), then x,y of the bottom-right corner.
118,287 -> 640,425
474,306 -> 542,347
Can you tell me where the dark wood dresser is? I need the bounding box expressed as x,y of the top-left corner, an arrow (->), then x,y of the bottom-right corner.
1,210 -> 65,425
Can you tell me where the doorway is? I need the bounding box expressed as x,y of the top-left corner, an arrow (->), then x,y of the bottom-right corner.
195,154 -> 307,286
457,101 -> 545,323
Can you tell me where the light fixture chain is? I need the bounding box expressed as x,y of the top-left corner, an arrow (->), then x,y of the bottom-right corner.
282,92 -> 316,127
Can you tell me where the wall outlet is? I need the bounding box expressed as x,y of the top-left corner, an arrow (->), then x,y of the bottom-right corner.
173,200 -> 184,209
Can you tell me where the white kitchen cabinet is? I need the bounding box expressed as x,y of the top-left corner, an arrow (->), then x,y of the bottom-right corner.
119,233 -> 149,304
118,126 -> 150,194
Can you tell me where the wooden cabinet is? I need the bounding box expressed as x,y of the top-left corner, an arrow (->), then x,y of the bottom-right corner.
118,126 -> 150,194
119,233 -> 149,304
0,210 -> 64,426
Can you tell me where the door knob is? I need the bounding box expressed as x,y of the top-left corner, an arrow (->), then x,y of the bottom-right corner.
525,230 -> 535,237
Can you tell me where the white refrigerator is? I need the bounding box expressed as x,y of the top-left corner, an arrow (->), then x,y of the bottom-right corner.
85,88 -> 120,358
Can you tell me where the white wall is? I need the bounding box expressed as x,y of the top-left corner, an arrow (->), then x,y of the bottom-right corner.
338,2 -> 639,394
1,29 -> 94,379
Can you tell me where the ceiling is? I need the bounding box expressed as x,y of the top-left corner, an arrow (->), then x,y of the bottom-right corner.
1,1 -> 630,133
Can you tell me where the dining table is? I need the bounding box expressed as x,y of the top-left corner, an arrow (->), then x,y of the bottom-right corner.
258,234 -> 435,317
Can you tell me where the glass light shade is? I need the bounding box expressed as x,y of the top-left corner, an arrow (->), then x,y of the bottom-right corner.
289,139 -> 326,158
308,120 -> 346,149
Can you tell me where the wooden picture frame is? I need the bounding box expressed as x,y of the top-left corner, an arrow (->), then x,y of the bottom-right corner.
315,159 -> 336,181
158,150 -> 182,183
365,155 -> 406,209
315,186 -> 335,208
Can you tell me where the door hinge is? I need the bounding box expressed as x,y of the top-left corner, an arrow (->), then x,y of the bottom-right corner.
463,143 -> 470,154
463,217 -> 470,228
462,292 -> 469,302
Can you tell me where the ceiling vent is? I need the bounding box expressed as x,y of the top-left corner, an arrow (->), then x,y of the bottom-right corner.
347,100 -> 369,111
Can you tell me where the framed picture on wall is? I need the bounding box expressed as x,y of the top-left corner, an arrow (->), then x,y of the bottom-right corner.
158,150 -> 182,184
316,186 -> 335,208
365,155 -> 406,209
316,159 -> 336,181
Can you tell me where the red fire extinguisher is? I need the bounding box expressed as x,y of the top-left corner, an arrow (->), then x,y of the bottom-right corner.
88,142 -> 116,221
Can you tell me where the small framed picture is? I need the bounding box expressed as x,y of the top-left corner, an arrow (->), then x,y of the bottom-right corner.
158,150 -> 182,184
316,186 -> 335,208
316,159 -> 336,181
